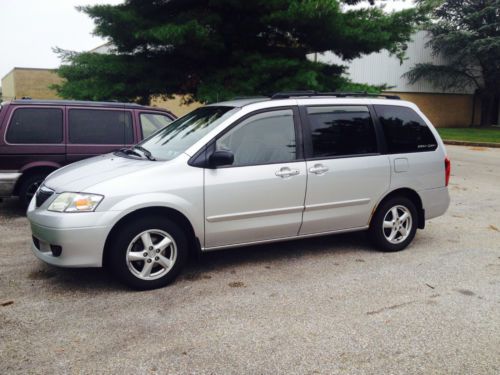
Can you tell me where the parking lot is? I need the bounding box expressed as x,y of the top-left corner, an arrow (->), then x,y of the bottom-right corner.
0,145 -> 499,374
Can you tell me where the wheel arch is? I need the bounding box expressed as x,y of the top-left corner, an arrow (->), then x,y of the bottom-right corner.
102,206 -> 201,267
371,188 -> 425,229
13,165 -> 59,196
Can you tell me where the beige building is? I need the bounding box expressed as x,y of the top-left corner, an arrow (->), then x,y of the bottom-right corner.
385,92 -> 481,128
0,65 -> 197,117
1,67 -> 63,101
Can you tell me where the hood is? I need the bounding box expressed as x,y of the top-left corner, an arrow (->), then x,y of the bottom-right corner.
45,153 -> 159,193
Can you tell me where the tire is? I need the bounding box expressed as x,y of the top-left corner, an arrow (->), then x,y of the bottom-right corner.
369,196 -> 418,252
18,173 -> 48,208
108,216 -> 188,290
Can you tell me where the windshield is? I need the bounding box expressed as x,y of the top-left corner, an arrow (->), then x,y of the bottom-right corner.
138,106 -> 239,160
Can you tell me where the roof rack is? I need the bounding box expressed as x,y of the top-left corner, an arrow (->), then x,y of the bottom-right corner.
231,95 -> 269,100
271,91 -> 400,100
9,98 -> 171,111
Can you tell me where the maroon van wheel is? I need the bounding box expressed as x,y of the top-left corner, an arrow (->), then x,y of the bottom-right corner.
18,173 -> 47,208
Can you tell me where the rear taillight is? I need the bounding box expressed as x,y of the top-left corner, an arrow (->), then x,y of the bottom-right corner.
445,157 -> 451,186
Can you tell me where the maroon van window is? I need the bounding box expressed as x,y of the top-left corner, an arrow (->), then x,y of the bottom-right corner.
69,109 -> 133,144
7,108 -> 63,144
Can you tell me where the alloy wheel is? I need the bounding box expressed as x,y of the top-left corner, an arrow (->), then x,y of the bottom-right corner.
382,205 -> 413,244
125,229 -> 177,281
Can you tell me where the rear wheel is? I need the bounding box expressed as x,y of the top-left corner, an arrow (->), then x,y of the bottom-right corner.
369,197 -> 418,252
108,216 -> 188,289
18,173 -> 48,208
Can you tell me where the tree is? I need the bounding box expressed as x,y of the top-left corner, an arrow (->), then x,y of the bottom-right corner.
54,0 -> 427,104
405,0 -> 500,126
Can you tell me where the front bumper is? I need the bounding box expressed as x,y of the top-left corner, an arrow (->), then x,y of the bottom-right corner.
0,172 -> 21,197
27,199 -> 118,268
30,221 -> 110,267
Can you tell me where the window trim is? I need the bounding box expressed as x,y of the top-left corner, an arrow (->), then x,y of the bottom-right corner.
67,107 -> 134,146
138,111 -> 175,139
299,104 -> 382,161
189,106 -> 304,169
4,106 -> 65,146
373,104 -> 438,155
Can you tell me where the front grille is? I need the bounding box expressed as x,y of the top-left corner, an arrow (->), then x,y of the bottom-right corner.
35,187 -> 54,208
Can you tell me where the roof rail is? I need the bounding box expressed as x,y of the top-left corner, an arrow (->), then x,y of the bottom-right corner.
271,91 -> 400,100
231,95 -> 269,100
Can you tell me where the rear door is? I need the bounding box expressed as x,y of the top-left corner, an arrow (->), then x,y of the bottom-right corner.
66,107 -> 134,163
204,107 -> 307,248
299,104 -> 390,235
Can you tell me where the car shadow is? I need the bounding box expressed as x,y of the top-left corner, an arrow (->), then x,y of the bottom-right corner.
186,231 -> 372,274
30,264 -> 124,293
35,231 -> 373,293
0,198 -> 26,218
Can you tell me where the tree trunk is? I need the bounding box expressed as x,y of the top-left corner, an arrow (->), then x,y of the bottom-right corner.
479,91 -> 500,126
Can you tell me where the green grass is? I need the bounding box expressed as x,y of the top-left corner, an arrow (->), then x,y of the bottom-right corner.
437,127 -> 500,144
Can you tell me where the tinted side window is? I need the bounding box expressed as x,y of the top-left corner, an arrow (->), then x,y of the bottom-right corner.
140,113 -> 173,138
69,109 -> 133,144
374,105 -> 437,154
7,108 -> 63,144
306,106 -> 377,157
216,109 -> 296,167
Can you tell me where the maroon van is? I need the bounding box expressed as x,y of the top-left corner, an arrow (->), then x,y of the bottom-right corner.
0,99 -> 176,206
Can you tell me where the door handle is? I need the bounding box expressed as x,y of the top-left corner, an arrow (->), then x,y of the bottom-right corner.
309,164 -> 329,175
275,167 -> 300,178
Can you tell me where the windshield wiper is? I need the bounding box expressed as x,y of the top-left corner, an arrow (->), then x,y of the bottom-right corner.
133,145 -> 156,161
117,148 -> 143,158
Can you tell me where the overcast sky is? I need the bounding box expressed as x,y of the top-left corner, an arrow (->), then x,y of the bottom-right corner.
0,0 -> 123,79
0,0 -> 413,80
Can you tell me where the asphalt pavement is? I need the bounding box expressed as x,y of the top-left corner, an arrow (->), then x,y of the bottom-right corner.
0,145 -> 499,374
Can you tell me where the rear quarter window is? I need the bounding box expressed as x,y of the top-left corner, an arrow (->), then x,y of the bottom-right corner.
374,105 -> 437,154
6,107 -> 63,144
139,112 -> 173,138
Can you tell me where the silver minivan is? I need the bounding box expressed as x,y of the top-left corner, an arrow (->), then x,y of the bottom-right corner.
27,93 -> 451,289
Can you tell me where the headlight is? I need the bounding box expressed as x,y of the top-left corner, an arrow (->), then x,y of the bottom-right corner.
48,193 -> 104,212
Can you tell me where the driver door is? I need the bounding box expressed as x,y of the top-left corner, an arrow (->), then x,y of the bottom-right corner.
204,108 -> 307,249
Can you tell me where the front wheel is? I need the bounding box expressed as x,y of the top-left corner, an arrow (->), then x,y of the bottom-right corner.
369,197 -> 418,252
108,216 -> 188,289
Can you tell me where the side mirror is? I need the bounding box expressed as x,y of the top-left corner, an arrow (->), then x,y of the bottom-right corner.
209,150 -> 234,168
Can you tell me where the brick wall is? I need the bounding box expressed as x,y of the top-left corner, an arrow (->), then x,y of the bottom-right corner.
1,68 -> 63,100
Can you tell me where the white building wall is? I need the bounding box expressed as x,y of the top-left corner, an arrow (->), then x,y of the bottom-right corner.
316,30 -> 474,94
89,42 -> 115,54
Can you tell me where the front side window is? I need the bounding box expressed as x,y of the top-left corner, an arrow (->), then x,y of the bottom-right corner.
374,105 -> 437,154
69,109 -> 133,144
139,106 -> 239,161
140,113 -> 173,138
216,109 -> 296,167
7,107 -> 63,144
306,106 -> 377,158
